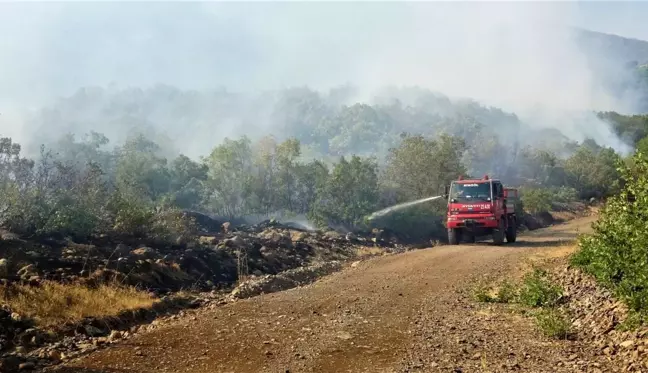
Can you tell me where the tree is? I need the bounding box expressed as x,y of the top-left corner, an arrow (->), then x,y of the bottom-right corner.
383,134 -> 466,203
516,147 -> 564,186
273,138 -> 302,212
203,137 -> 255,218
167,154 -> 208,209
293,160 -> 329,215
309,155 -> 379,228
573,152 -> 648,312
564,145 -> 620,199
115,134 -> 171,202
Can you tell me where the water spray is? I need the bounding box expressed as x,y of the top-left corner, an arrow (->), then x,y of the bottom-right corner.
366,195 -> 445,221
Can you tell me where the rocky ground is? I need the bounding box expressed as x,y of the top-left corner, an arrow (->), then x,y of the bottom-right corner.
0,215 -> 414,372
550,264 -> 648,372
28,215 -> 640,373
0,205 -> 598,372
0,217 -> 406,293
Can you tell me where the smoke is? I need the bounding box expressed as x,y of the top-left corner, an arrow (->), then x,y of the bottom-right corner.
0,2 -> 646,155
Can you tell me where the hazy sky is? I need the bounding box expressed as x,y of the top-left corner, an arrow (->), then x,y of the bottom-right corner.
1,1 -> 647,105
572,1 -> 648,41
0,1 -> 647,153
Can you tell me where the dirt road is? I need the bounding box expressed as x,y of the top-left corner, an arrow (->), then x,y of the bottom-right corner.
51,216 -> 613,373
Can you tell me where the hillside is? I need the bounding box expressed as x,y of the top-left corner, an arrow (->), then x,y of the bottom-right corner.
576,28 -> 648,66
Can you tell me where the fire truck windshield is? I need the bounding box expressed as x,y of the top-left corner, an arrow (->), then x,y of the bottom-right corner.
449,182 -> 491,202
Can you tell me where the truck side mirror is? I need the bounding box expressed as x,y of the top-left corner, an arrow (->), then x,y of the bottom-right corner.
443,185 -> 449,198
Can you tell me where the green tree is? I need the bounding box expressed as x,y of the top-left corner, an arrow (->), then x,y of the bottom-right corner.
309,155 -> 379,228
273,138 -> 302,212
383,134 -> 466,202
294,160 -> 329,215
564,145 -> 620,199
573,152 -> 648,312
519,187 -> 552,214
166,154 -> 208,209
203,137 -> 255,218
115,134 -> 171,202
516,147 -> 564,186
636,135 -> 648,156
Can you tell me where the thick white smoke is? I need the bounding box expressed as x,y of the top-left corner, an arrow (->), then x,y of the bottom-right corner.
0,2 -> 646,154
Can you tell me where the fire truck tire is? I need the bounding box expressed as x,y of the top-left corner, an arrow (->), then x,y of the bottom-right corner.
448,228 -> 461,245
506,221 -> 517,243
492,220 -> 505,245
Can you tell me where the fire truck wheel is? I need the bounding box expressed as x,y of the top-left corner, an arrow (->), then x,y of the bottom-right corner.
492,220 -> 505,245
506,222 -> 517,243
448,228 -> 461,245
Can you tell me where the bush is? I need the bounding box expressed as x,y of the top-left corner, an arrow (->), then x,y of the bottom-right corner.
367,204 -> 446,243
473,283 -> 495,303
551,186 -> 578,204
109,192 -> 156,237
520,188 -> 552,214
572,152 -> 648,313
472,279 -> 517,304
496,280 -> 518,303
534,308 -> 573,339
518,269 -> 563,307
149,209 -> 198,245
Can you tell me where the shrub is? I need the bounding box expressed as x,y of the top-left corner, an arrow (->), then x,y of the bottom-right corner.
572,152 -> 648,313
518,269 -> 562,307
551,186 -> 579,204
520,187 -> 552,214
473,283 -> 495,303
149,209 -> 198,245
496,280 -> 518,303
534,308 -> 573,339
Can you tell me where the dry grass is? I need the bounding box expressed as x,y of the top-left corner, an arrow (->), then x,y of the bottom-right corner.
355,246 -> 385,258
0,281 -> 157,328
510,241 -> 577,283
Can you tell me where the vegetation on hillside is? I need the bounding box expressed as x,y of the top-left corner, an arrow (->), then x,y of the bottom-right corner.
3,85 -> 645,243
573,151 -> 648,315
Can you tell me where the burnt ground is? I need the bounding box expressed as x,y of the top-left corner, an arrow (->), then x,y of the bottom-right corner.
43,216 -> 623,373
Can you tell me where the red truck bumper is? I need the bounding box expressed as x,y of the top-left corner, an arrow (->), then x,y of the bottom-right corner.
446,215 -> 499,229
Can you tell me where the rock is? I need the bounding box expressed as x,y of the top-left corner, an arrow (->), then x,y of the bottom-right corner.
84,325 -> 105,337
0,356 -> 20,372
224,236 -> 245,248
290,231 -> 308,243
18,362 -> 35,371
222,222 -> 231,233
131,247 -> 160,259
336,331 -> 353,340
199,236 -> 217,245
620,340 -> 635,349
262,230 -> 292,247
350,261 -> 361,268
19,328 -> 45,346
108,330 -> 123,342
47,350 -> 61,362
0,231 -> 20,241
324,231 -> 341,240
0,259 -> 8,278
114,244 -> 131,256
